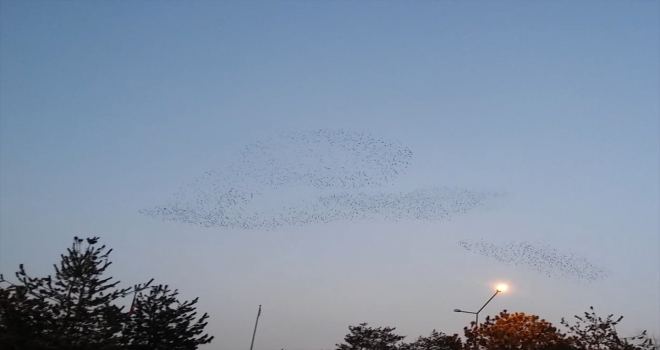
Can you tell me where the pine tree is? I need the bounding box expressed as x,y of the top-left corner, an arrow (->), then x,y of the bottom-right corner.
0,237 -> 161,349
121,284 -> 214,350
1,236 -> 215,350
0,280 -> 53,349
12,237 -> 134,347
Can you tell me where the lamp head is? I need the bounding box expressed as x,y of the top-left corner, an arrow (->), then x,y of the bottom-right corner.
496,284 -> 508,293
453,309 -> 462,312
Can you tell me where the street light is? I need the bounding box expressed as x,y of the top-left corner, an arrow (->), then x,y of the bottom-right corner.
454,284 -> 507,326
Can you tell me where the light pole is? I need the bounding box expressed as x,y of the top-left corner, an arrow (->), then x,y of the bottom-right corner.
249,305 -> 261,350
454,284 -> 507,326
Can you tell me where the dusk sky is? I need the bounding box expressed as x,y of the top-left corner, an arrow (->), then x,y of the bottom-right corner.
1,1 -> 658,349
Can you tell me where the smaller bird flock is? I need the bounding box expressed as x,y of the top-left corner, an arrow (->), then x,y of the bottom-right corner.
458,239 -> 610,283
142,187 -> 498,230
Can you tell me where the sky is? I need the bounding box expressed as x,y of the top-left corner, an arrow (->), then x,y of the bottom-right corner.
1,1 -> 659,349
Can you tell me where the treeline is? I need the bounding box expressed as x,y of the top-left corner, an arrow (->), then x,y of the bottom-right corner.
0,237 -> 213,350
2,237 -> 656,350
334,309 -> 657,350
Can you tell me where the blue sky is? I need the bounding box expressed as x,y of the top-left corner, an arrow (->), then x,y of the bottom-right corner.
1,1 -> 658,349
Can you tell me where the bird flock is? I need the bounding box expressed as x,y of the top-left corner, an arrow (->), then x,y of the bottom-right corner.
141,128 -> 610,283
142,186 -> 499,230
458,240 -> 610,283
140,129 -> 496,229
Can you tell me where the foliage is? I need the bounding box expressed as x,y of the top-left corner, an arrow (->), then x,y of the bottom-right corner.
561,307 -> 655,350
463,310 -> 569,350
0,237 -> 130,348
0,283 -> 52,349
0,237 -> 213,350
120,284 -> 214,350
336,323 -> 407,350
402,330 -> 463,350
335,306 -> 656,350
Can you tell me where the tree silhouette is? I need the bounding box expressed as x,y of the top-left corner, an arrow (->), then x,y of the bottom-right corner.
336,323 -> 407,350
463,310 -> 569,350
0,237 -> 134,348
561,307 -> 655,350
0,281 -> 52,349
334,308 -> 656,350
0,237 -> 213,350
402,330 -> 463,350
120,284 -> 213,350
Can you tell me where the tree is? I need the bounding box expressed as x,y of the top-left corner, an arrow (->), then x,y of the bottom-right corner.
336,323 -> 407,350
1,237 -> 132,348
463,310 -> 569,350
402,330 -> 463,350
0,237 -> 213,350
561,307 -> 655,350
0,282 -> 53,349
120,284 -> 214,350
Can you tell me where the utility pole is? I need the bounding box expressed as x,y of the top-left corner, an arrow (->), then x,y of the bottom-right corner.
249,305 -> 262,350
